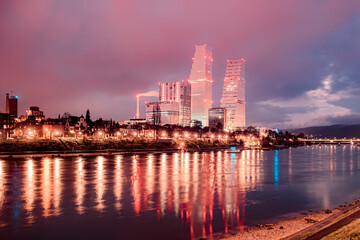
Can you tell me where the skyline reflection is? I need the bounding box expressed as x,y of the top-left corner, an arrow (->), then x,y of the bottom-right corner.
0,146 -> 360,239
75,158 -> 86,214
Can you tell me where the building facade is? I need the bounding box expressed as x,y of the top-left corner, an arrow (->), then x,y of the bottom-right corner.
145,101 -> 180,125
159,80 -> 191,126
25,106 -> 45,122
220,59 -> 246,130
188,44 -> 213,127
208,108 -> 227,129
6,93 -> 18,118
0,113 -> 14,139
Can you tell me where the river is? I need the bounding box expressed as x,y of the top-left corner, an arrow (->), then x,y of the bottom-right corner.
0,145 -> 360,239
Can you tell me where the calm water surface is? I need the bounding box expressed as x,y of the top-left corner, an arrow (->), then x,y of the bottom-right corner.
1,145 -> 360,239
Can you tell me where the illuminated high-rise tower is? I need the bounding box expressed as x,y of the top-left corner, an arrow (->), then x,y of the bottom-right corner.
189,44 -> 213,127
220,59 -> 246,130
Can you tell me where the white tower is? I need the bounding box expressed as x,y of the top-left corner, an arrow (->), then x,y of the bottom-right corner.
220,59 -> 246,130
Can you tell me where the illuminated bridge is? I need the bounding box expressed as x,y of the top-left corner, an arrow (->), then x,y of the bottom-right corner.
299,138 -> 360,144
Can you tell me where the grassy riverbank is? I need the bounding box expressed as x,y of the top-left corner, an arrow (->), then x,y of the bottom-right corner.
0,138 -> 231,153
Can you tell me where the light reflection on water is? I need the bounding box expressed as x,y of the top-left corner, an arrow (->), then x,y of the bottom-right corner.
0,145 -> 360,239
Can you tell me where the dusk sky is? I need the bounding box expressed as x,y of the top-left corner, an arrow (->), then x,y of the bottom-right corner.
0,0 -> 359,128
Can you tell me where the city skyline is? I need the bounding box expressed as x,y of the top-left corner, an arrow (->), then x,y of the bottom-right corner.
0,1 -> 360,128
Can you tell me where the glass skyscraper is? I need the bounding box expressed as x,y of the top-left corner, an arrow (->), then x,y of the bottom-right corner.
189,44 -> 213,127
220,59 -> 246,130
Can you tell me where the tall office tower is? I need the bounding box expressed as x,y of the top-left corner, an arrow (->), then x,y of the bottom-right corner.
159,80 -> 191,126
189,44 -> 213,127
6,93 -> 18,118
220,59 -> 246,130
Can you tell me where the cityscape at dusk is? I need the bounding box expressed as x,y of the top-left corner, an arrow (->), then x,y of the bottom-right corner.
1,1 -> 359,128
1,1 -> 360,240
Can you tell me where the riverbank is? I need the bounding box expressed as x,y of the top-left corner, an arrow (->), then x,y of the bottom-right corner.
220,199 -> 360,240
0,138 -> 232,157
0,139 -> 304,157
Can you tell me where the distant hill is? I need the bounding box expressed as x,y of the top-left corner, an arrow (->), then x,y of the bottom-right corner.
286,124 -> 360,138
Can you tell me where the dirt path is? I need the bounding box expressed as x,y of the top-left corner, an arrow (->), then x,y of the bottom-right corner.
305,208 -> 360,240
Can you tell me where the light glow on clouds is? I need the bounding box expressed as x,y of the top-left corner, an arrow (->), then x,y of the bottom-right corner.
258,75 -> 360,128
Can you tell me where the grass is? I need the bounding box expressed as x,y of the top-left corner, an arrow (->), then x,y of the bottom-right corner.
321,218 -> 360,240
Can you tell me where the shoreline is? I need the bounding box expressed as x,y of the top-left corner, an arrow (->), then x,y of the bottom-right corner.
219,199 -> 360,240
0,138 -> 302,158
0,145 -> 303,158
0,147 -> 230,158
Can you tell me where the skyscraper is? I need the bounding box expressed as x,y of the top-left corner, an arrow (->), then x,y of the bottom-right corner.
189,44 -> 213,127
220,59 -> 246,130
159,80 -> 191,126
6,93 -> 18,118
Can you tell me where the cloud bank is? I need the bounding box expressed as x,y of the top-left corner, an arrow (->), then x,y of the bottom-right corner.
0,0 -> 359,127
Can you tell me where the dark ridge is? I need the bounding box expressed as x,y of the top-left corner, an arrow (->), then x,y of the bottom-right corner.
285,124 -> 360,138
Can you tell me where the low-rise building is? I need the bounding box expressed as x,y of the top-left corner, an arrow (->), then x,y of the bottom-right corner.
208,108 -> 227,129
26,106 -> 45,122
145,101 -> 180,125
0,113 -> 14,139
43,119 -> 65,138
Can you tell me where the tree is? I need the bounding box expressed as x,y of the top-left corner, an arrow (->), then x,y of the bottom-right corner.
86,109 -> 91,122
216,122 -> 223,131
153,103 -> 161,126
153,103 -> 161,139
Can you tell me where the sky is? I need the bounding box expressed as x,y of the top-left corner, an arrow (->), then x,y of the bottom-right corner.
0,0 -> 359,128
